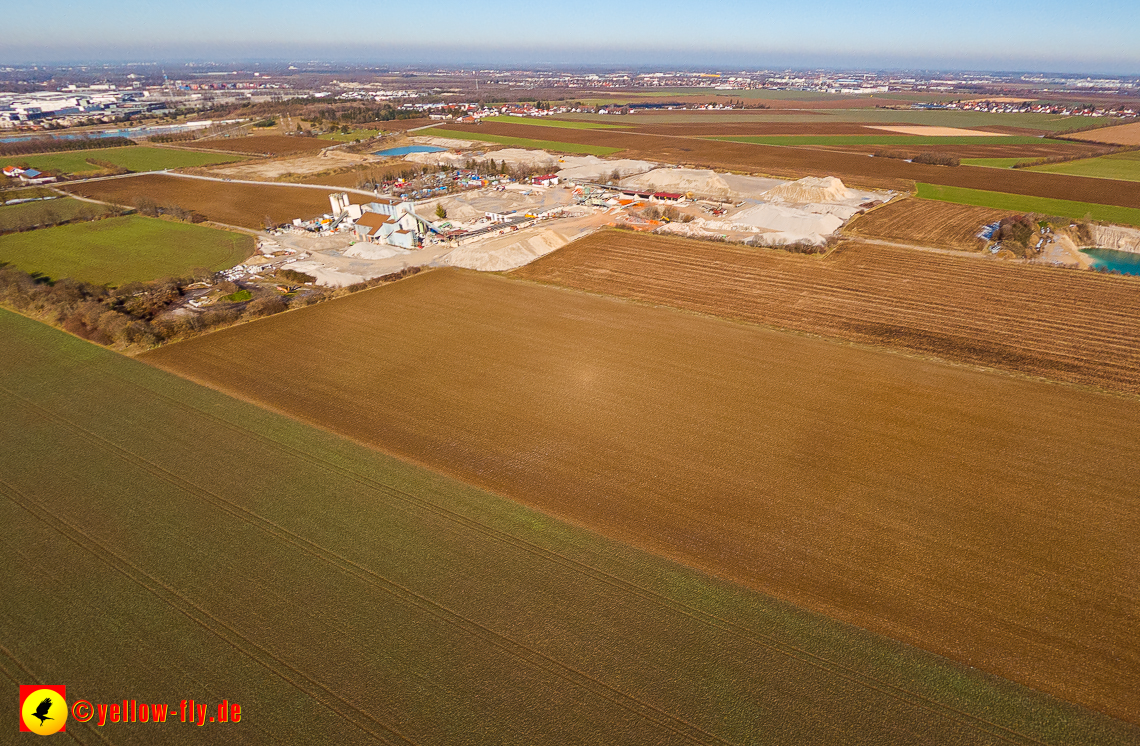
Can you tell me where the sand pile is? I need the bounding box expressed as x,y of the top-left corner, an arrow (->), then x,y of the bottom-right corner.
281,261 -> 372,288
761,176 -> 854,204
719,174 -> 789,200
404,150 -> 462,167
556,157 -> 656,183
415,136 -> 486,150
479,148 -> 561,170
620,169 -> 733,199
444,229 -> 571,272
730,204 -> 845,236
1093,224 -> 1140,253
344,244 -> 410,261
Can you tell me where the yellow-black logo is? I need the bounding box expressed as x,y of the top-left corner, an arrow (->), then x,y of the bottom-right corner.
19,686 -> 67,736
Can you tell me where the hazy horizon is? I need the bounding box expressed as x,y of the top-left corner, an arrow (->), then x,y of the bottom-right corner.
3,0 -> 1138,76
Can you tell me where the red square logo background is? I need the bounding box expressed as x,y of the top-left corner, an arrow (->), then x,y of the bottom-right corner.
19,685 -> 66,733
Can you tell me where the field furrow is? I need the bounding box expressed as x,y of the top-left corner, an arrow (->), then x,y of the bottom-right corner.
515,232 -> 1140,392
140,269 -> 1140,727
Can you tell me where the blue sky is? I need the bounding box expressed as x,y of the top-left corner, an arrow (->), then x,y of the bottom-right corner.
3,0 -> 1139,74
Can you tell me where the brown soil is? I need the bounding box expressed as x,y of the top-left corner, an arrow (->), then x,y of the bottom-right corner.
1062,121 -> 1140,146
448,122 -> 1140,203
829,142 -> 1107,159
63,174 -> 360,229
844,198 -> 1007,250
515,230 -> 1140,394
189,135 -> 334,156
623,123 -> 886,137
291,162 -> 418,187
141,267 -> 1140,725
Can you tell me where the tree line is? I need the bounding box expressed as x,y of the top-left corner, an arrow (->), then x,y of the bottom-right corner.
0,262 -> 423,351
0,136 -> 134,158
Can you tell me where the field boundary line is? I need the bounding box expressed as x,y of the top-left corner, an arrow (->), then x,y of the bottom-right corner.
0,385 -> 731,746
115,369 -> 1063,746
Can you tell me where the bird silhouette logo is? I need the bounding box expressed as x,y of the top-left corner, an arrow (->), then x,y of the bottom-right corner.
32,697 -> 54,726
19,685 -> 67,736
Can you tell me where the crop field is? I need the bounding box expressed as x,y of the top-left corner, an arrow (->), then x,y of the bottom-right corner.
483,115 -> 626,129
0,146 -> 246,175
517,230 -> 1140,393
291,162 -> 413,187
440,121 -> 1140,205
1026,150 -> 1140,181
562,108 -> 1106,131
428,128 -> 622,155
316,128 -> 381,141
0,197 -> 119,232
10,311 -> 1136,744
916,183 -> 1140,226
63,174 -> 354,229
710,134 -> 1055,146
0,215 -> 252,284
141,268 -> 1140,726
960,157 -> 1034,168
1063,121 -> 1140,145
185,135 -> 334,155
843,198 -> 1006,250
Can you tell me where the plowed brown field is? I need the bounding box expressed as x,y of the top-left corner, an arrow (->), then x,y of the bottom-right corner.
843,198 -> 1004,250
603,122 -> 886,136
63,174 -> 357,228
515,230 -> 1140,394
1063,121 -> 1140,145
141,268 -> 1140,725
448,122 -> 1140,204
189,135 -> 333,155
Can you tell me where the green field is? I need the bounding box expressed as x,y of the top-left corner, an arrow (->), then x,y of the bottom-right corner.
0,215 -> 252,284
1026,150 -> 1140,181
0,146 -> 247,175
0,197 -> 119,233
317,128 -> 381,142
483,115 -> 625,130
712,134 -> 1059,146
916,183 -> 1140,226
1,308 -> 1137,745
430,128 -> 621,155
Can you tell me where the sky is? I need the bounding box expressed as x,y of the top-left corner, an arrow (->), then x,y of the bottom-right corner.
3,0 -> 1139,75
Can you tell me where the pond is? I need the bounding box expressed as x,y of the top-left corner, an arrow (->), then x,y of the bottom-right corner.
374,145 -> 447,156
1081,247 -> 1140,276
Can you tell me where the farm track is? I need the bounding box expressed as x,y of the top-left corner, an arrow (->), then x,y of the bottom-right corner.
514,231 -> 1140,393
141,270 -> 1140,726
446,122 -> 1140,204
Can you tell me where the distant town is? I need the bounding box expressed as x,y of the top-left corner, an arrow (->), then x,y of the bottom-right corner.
3,65 -> 1139,131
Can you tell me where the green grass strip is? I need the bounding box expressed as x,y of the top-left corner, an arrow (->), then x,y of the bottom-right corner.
916,183 -> 1140,226
482,115 -> 624,130
0,146 -> 246,174
710,134 -> 1061,146
1026,151 -> 1140,182
430,129 -> 621,156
